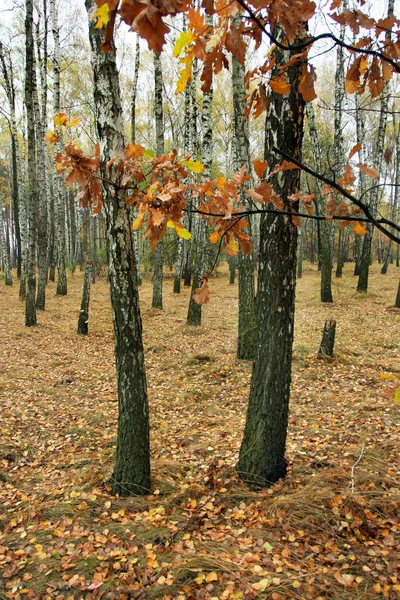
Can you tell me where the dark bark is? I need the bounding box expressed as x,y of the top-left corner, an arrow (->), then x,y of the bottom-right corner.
229,256 -> 235,284
395,280 -> 400,309
86,0 -> 150,495
25,0 -> 37,327
77,262 -> 91,335
318,320 -> 336,358
238,26 -> 304,487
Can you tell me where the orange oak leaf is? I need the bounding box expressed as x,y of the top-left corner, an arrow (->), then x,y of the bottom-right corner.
357,164 -> 380,179
192,281 -> 210,305
253,160 -> 268,179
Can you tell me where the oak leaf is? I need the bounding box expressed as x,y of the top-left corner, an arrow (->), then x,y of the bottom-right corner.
352,222 -> 367,236
357,164 -> 380,179
253,159 -> 268,179
192,281 -> 210,305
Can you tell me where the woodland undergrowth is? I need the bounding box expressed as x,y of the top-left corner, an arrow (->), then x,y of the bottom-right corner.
0,264 -> 399,599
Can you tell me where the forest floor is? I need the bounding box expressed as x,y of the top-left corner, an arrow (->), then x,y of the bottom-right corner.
0,263 -> 399,600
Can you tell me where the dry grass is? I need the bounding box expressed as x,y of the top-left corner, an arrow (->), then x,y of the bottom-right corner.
0,262 -> 399,599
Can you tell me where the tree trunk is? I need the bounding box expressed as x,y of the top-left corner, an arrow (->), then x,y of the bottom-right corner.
238,26 -> 304,487
395,280 -> 400,309
173,238 -> 183,293
232,38 -> 256,359
35,6 -> 49,310
318,320 -> 336,358
25,0 -> 37,326
0,197 -> 12,285
306,102 -> 333,302
0,44 -> 22,280
50,0 -> 67,296
152,52 -> 164,310
131,34 -> 140,144
357,0 -> 393,293
86,0 -> 150,495
297,227 -> 303,278
77,262 -> 91,335
334,5 -> 346,279
187,15 -> 213,327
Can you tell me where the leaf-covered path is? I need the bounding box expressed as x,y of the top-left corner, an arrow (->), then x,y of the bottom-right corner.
0,265 -> 399,599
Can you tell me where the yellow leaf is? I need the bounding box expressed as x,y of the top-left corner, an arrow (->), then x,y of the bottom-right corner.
175,225 -> 192,240
54,113 -> 69,127
133,212 -> 145,230
352,222 -> 367,236
209,232 -> 220,244
45,130 -> 59,144
226,237 -> 238,257
94,3 -> 109,29
166,220 -> 176,229
205,572 -> 218,583
379,373 -> 396,380
66,116 -> 80,127
176,65 -> 192,94
394,387 -> 400,403
173,30 -> 194,58
253,578 -> 271,592
182,159 -> 204,174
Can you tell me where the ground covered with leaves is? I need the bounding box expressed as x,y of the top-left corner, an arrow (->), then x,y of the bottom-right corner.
0,264 -> 399,600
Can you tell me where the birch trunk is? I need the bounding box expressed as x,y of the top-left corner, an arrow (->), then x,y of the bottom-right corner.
232,43 -> 255,359
306,102 -> 333,302
86,0 -> 150,495
238,26 -> 304,487
187,15 -> 212,326
152,52 -> 164,310
25,0 -> 38,326
0,44 -> 22,281
334,1 -> 347,278
35,5 -> 49,309
50,0 -> 67,296
357,0 -> 393,292
0,197 -> 12,285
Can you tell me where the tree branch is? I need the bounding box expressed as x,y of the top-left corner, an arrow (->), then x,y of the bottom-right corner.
272,146 -> 400,244
235,0 -> 400,74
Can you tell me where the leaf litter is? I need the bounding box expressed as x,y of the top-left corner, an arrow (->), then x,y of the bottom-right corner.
0,263 -> 399,599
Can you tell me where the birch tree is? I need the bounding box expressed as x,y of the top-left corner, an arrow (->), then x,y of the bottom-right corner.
50,0 -> 68,296
152,51 -> 164,309
24,0 -> 38,327
85,0 -> 150,495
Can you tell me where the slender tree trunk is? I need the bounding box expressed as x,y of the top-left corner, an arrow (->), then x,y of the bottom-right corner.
0,44 -> 22,280
50,0 -> 67,296
232,48 -> 255,358
297,227 -> 303,278
173,238 -> 183,293
0,197 -> 12,285
35,5 -> 49,310
25,0 -> 38,326
77,261 -> 91,335
187,15 -> 213,326
357,0 -> 393,292
238,26 -> 305,487
382,106 -> 399,274
86,0 -> 150,495
306,103 -> 333,302
152,52 -> 164,310
131,34 -> 140,145
229,255 -> 236,284
334,4 -> 346,278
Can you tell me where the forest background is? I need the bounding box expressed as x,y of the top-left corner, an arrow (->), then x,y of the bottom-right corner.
0,0 -> 400,598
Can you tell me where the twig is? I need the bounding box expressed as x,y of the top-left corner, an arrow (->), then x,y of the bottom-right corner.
350,443 -> 365,493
